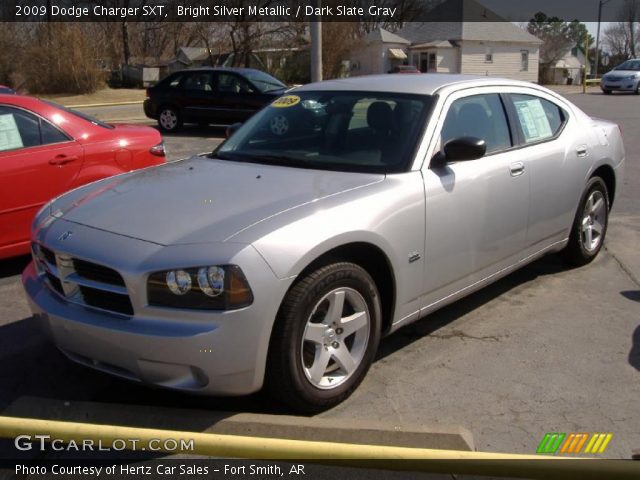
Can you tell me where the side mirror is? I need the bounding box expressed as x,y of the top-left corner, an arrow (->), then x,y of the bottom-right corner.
225,122 -> 242,139
432,137 -> 486,166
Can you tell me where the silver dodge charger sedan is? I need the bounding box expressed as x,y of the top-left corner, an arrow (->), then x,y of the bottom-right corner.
23,75 -> 624,412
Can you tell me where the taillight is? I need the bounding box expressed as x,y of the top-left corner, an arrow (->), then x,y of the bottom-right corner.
149,142 -> 165,157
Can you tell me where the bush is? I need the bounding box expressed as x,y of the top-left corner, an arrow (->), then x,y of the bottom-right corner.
21,23 -> 104,94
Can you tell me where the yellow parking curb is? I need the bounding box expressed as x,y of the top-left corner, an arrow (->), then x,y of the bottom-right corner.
0,416 -> 638,479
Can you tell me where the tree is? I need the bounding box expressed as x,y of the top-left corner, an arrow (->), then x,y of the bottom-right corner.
618,0 -> 639,58
527,13 -> 593,83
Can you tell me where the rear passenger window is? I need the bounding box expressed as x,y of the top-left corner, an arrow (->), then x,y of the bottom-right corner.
0,106 -> 69,152
441,93 -> 512,154
166,74 -> 183,88
41,120 -> 70,144
511,94 -> 566,144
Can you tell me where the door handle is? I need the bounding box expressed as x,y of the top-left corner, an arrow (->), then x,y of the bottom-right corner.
576,145 -> 588,157
509,162 -> 525,177
49,155 -> 78,166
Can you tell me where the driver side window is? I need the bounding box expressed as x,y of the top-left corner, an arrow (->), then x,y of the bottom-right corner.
441,93 -> 512,155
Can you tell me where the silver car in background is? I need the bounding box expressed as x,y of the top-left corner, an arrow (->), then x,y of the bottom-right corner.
23,75 -> 624,412
601,58 -> 640,94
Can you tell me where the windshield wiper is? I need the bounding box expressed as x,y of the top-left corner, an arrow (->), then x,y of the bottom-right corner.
213,152 -> 305,167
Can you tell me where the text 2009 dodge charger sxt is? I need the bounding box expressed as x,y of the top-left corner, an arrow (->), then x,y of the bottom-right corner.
23,75 -> 624,412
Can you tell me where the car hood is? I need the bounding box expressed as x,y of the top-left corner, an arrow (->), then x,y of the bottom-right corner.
51,156 -> 384,245
605,69 -> 640,77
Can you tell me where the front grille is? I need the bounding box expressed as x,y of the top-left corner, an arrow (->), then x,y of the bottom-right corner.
45,271 -> 64,295
79,286 -> 134,316
35,243 -> 133,317
606,76 -> 622,82
73,258 -> 126,287
40,246 -> 57,265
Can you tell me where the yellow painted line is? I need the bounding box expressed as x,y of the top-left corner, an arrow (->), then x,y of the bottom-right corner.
0,415 -> 552,461
63,101 -> 144,108
1,416 -> 638,479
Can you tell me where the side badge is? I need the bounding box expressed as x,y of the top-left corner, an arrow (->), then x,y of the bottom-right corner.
58,231 -> 73,242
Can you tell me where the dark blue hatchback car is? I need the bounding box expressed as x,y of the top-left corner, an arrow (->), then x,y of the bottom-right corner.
144,67 -> 287,132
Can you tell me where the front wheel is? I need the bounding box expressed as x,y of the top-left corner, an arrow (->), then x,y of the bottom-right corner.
157,106 -> 182,132
266,262 -> 381,413
563,177 -> 609,266
602,89 -> 612,95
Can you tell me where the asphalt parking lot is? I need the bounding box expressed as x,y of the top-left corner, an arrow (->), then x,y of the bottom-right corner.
0,91 -> 638,459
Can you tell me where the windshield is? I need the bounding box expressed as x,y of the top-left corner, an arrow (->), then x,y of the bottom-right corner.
244,70 -> 287,93
214,91 -> 432,173
42,100 -> 114,129
614,60 -> 640,71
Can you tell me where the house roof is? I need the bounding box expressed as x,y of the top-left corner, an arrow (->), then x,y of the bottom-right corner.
396,0 -> 542,45
178,47 -> 214,62
365,27 -> 411,45
410,40 -> 456,49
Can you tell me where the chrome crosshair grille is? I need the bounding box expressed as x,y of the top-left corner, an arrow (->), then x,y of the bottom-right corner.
32,243 -> 134,316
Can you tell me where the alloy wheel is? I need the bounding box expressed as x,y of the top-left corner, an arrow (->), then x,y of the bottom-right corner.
300,287 -> 370,389
581,190 -> 606,252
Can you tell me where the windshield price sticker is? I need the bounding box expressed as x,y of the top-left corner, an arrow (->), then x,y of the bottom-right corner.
272,95 -> 300,108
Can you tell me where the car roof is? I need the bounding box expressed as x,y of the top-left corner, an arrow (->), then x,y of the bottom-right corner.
294,74 -> 542,95
179,67 -> 265,75
0,94 -> 49,109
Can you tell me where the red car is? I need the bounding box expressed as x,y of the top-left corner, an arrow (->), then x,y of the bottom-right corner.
0,94 -> 166,259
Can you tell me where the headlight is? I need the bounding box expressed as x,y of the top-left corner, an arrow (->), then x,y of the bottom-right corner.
625,75 -> 637,79
166,270 -> 191,295
147,265 -> 253,310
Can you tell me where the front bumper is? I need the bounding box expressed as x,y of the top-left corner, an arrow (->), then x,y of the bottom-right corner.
22,220 -> 291,396
601,78 -> 639,91
143,99 -> 157,119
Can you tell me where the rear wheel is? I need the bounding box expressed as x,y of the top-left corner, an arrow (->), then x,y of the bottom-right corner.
563,177 -> 609,266
158,106 -> 182,132
266,262 -> 381,413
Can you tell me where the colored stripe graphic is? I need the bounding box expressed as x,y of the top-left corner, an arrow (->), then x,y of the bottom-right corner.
585,433 -> 614,454
536,432 -> 566,454
560,433 -> 589,454
538,432 -> 614,455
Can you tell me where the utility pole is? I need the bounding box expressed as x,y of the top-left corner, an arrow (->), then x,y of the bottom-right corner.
310,0 -> 322,82
594,0 -> 612,79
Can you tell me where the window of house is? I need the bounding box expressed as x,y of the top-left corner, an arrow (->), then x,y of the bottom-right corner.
428,53 -> 437,72
511,94 -> 567,144
441,94 -> 512,154
521,50 -> 529,71
485,47 -> 494,63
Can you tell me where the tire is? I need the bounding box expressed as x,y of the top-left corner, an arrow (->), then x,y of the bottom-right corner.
602,89 -> 612,95
157,106 -> 182,132
266,262 -> 382,413
563,177 -> 609,266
